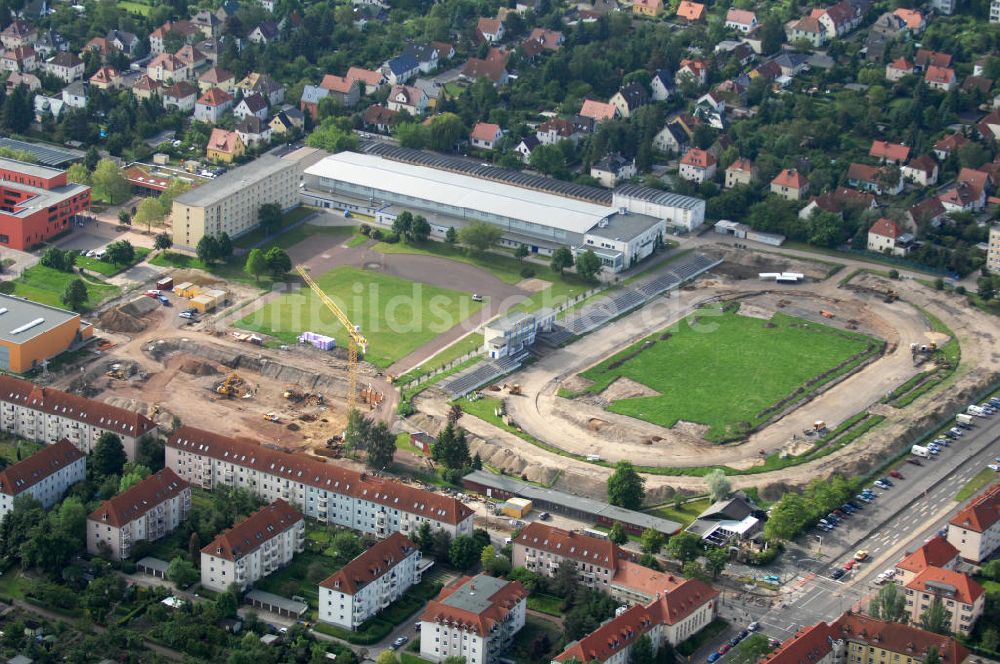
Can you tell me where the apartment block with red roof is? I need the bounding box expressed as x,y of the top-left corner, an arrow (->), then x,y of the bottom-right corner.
513,523 -> 626,592
318,532 -> 422,630
87,468 -> 191,560
167,427 -> 475,539
201,499 -> 304,592
420,574 -> 527,664
903,567 -> 984,634
0,439 -> 85,517
894,536 -> 959,585
0,375 -> 156,460
947,482 -> 1000,563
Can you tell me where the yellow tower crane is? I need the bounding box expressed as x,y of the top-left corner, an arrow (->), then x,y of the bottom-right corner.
296,265 -> 368,413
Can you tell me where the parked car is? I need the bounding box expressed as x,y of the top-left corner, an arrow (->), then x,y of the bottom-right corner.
831,568 -> 846,580
158,295 -> 170,306
989,464 -> 1000,472
907,458 -> 923,466
874,480 -> 889,490
179,312 -> 193,319
880,477 -> 894,486
708,653 -> 722,663
719,645 -> 732,655
854,550 -> 869,561
392,637 -> 409,649
748,622 -> 760,632
471,293 -> 483,302
889,470 -> 903,479
843,560 -> 856,571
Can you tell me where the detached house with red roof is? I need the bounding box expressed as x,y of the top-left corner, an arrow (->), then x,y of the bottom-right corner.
725,158 -> 757,189
201,499 -> 304,592
676,59 -> 707,85
947,482 -> 1000,563
870,140 -> 910,165
925,65 -> 957,91
679,148 -> 717,183
902,154 -> 938,186
886,57 -> 915,81
903,567 -> 984,634
87,468 -> 191,560
194,87 -> 233,123
579,98 -> 619,123
0,439 -> 85,518
319,532 -> 422,630
725,9 -> 758,32
469,122 -> 503,150
676,1 -> 706,22
771,168 -> 809,200
420,574 -> 527,664
320,74 -> 361,108
633,0 -> 663,17
867,217 -> 912,255
476,17 -> 505,44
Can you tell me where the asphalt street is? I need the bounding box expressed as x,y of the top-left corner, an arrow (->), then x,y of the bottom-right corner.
697,408 -> 1000,661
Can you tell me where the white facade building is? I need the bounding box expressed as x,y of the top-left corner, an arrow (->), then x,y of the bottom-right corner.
0,375 -> 158,461
200,499 -> 305,592
319,532 -> 423,629
987,225 -> 1000,273
167,426 -> 475,538
0,439 -> 85,518
483,310 -> 555,359
420,575 -> 528,664
948,483 -> 1000,563
87,468 -> 191,561
612,185 -> 705,231
578,211 -> 666,272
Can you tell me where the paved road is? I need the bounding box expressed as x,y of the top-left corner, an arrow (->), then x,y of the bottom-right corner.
690,411 -> 1000,662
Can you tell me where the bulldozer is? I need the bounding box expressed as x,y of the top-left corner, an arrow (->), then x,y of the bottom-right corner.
217,372 -> 250,398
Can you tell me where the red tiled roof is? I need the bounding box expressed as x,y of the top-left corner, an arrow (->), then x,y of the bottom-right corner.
925,65 -> 955,85
88,468 -> 189,528
208,128 -> 241,154
0,439 -> 84,497
915,49 -> 952,69
320,74 -> 357,94
199,66 -> 233,85
905,154 -> 937,175
906,567 -> 984,605
809,187 -> 876,213
389,84 -> 424,106
679,58 -> 707,76
320,532 -> 418,595
477,17 -> 503,36
89,66 -> 118,84
579,98 -> 617,121
164,81 -> 197,99
908,197 -> 946,223
515,522 -> 624,569
870,140 -> 910,162
869,217 -> 902,239
892,8 -> 923,29
680,148 -> 716,169
174,44 -> 204,66
612,560 -> 687,596
888,57 -> 913,72
362,104 -> 398,126
168,426 -> 474,526
148,53 -> 184,71
821,0 -> 857,27
848,162 -> 882,183
726,8 -> 756,25
347,66 -> 383,86
421,575 -> 527,637
950,483 -> 1000,533
676,1 -> 705,20
933,132 -> 968,152
957,167 -> 989,197
203,499 -> 302,561
526,28 -> 563,50
132,75 -> 162,92
198,86 -> 232,106
772,168 -> 807,188
0,375 -> 156,440
538,118 -> 574,137
792,16 -> 824,33
470,122 -> 502,142
833,613 -> 969,663
896,536 -> 959,573
761,621 -> 839,664
462,57 -> 507,83
727,158 -> 755,173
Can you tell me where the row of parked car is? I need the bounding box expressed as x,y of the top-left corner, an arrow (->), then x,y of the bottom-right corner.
706,623 -> 774,662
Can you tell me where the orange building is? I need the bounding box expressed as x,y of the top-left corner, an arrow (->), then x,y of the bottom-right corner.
0,293 -> 93,373
0,158 -> 91,250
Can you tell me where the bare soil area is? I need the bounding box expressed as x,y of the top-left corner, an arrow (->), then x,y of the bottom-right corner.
600,377 -> 661,401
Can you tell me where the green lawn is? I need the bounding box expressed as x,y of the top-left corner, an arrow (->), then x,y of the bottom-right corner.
254,550 -> 341,610
150,251 -> 278,291
955,468 -> 998,503
0,436 -> 43,464
526,594 -> 563,616
645,498 -> 712,529
0,569 -> 34,601
510,615 -> 563,664
75,247 -> 151,276
12,265 -> 120,310
118,0 -> 152,14
573,307 -> 879,441
235,266 -> 483,368
232,208 -> 331,249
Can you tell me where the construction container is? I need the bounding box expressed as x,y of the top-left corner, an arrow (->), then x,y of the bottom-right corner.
156,276 -> 174,291
190,294 -> 216,313
174,282 -> 199,298
298,331 -> 336,351
501,497 -> 533,518
203,288 -> 228,307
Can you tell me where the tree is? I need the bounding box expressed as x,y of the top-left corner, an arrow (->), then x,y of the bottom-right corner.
375,651 -> 398,664
196,235 -> 220,264
666,531 -> 703,563
41,247 -> 75,272
608,522 -> 628,545
306,118 -> 360,152
159,179 -> 191,209
411,215 -> 431,242
920,597 -> 952,634
575,249 -> 602,281
704,547 -> 729,579
244,248 -> 268,283
189,532 -> 201,565
265,246 -> 292,277
134,197 -> 166,233
61,278 -> 88,311
166,556 -> 199,588
154,232 -> 173,252
2,84 -> 33,133
92,432 -> 127,478
980,628 -> 999,653
449,535 -> 480,570
217,232 -> 233,260
868,582 -> 907,622
631,634 -> 654,664
445,227 -> 458,245
550,246 -> 574,275
92,159 -> 130,204
258,203 -> 283,235
458,221 -> 502,253
119,463 -> 151,492
105,240 -> 136,266
136,436 -> 165,470
433,420 -> 470,470
416,521 -> 433,552
682,560 -> 708,580
515,243 -> 530,262
343,409 -> 369,455
66,163 -> 91,186
607,460 -> 645,509
392,211 -> 413,239
118,209 -> 131,226
924,647 -> 941,664
640,528 -> 664,554
481,544 -> 498,570
705,469 -> 732,502
427,113 -> 466,152
551,558 -> 579,597
365,420 -> 396,470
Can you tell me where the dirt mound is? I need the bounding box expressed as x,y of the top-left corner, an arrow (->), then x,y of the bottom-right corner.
600,376 -> 660,401
121,296 -> 159,317
737,303 -> 774,320
179,359 -> 219,376
99,307 -> 145,333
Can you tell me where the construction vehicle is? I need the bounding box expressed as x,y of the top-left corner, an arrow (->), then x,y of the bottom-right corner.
296,265 -> 368,414
820,310 -> 834,318
106,364 -> 127,379
216,372 -> 250,398
264,412 -> 280,422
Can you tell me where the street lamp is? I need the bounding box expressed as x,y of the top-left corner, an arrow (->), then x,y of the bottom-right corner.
815,535 -> 823,557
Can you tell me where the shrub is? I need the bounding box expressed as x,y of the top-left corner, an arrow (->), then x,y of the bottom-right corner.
371,229 -> 384,241
888,269 -> 899,279
396,399 -> 414,416
520,267 -> 536,278
383,233 -> 400,244
360,224 -> 372,236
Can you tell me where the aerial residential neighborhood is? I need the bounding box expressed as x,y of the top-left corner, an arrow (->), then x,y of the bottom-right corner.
0,0 -> 997,661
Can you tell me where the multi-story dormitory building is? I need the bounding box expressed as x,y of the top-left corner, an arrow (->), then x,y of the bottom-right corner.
0,438 -> 85,517
201,498 -> 305,592
0,375 -> 158,461
166,426 -> 475,538
87,468 -> 192,560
